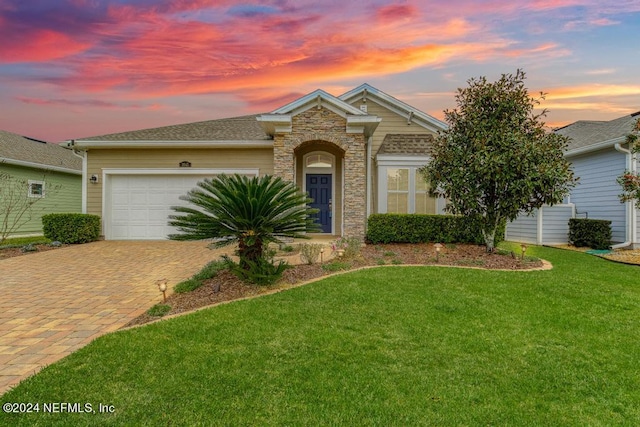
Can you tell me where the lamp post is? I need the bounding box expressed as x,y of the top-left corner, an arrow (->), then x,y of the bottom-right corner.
156,279 -> 168,303
320,247 -> 324,264
520,243 -> 527,261
434,243 -> 443,262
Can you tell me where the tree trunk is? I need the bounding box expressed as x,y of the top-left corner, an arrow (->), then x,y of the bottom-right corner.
482,227 -> 496,253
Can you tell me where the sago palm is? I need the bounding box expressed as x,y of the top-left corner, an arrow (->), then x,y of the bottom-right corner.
168,174 -> 319,267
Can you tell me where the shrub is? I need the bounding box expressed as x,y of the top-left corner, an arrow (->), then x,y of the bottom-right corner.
366,214 -> 505,245
321,262 -> 352,272
223,255 -> 290,286
42,213 -> 100,244
147,304 -> 171,317
333,237 -> 362,258
299,243 -> 323,264
568,218 -> 612,250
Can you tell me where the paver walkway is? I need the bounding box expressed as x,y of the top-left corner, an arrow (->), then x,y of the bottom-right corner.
0,240 -> 231,396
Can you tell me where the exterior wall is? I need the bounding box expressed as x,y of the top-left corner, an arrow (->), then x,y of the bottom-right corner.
348,99 -> 438,214
0,164 -> 81,237
569,149 -> 627,243
273,108 -> 366,239
86,148 -> 273,217
506,211 -> 539,244
506,205 -> 574,245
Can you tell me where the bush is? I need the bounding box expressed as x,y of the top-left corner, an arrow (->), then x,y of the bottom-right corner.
223,255 -> 291,286
568,218 -> 612,250
366,214 -> 505,245
299,243 -> 323,264
42,213 -> 100,244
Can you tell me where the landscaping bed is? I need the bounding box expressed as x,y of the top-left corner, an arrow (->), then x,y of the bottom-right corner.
124,243 -> 543,328
0,243 -> 65,259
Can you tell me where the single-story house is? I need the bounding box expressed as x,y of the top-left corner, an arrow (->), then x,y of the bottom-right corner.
70,84 -> 448,240
0,130 -> 82,238
506,111 -> 640,248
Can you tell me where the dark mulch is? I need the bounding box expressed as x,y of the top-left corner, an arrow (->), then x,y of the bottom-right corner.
123,243 -> 543,328
0,244 -> 66,259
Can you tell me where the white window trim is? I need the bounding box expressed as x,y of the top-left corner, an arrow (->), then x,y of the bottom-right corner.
28,180 -> 45,198
377,159 -> 444,214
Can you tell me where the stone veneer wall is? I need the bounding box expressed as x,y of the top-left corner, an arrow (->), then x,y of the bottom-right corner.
273,108 -> 366,240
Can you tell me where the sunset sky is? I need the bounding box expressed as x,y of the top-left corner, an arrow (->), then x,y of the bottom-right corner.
1,0 -> 639,143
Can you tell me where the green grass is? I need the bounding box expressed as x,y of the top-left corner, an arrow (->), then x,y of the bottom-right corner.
0,236 -> 51,248
2,244 -> 640,425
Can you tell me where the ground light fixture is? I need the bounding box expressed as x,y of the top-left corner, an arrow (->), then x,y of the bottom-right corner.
320,247 -> 324,263
156,278 -> 168,303
520,243 -> 527,260
434,243 -> 443,262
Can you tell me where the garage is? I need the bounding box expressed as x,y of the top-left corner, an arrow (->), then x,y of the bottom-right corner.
105,174 -> 210,240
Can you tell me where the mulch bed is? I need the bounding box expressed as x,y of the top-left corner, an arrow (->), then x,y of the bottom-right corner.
0,244 -> 66,259
122,243 -> 543,328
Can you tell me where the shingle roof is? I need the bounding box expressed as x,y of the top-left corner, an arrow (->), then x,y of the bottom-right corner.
556,112 -> 640,151
0,130 -> 81,171
377,134 -> 435,155
78,114 -> 270,142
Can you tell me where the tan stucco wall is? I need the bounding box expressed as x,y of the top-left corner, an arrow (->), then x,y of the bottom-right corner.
86,148 -> 273,216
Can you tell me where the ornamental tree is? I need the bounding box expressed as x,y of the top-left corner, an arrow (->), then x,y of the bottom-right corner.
616,118 -> 640,208
420,69 -> 577,251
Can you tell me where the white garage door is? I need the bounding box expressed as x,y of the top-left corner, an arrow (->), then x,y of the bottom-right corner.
107,175 -> 209,240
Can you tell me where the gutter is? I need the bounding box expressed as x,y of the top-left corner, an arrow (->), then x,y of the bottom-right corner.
0,157 -> 81,175
611,143 -> 637,249
565,136 -> 626,158
72,140 -> 274,149
69,140 -> 88,213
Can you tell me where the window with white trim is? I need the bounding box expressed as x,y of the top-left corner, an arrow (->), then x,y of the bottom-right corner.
386,168 -> 409,213
28,180 -> 45,198
379,165 -> 437,214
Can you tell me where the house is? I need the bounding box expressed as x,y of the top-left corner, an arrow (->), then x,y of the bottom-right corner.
0,130 -> 82,238
506,111 -> 640,248
69,84 -> 447,240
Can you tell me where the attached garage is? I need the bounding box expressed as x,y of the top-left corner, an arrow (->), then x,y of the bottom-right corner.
103,169 -> 258,240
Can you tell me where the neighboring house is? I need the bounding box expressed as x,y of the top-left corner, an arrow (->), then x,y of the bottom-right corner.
70,84 -> 447,240
506,111 -> 640,248
0,130 -> 82,238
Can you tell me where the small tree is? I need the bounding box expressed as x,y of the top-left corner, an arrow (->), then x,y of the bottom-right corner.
420,69 -> 577,251
168,174 -> 320,268
616,118 -> 640,208
0,172 -> 61,244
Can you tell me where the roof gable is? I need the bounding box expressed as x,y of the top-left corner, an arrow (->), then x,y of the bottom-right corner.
0,130 -> 81,173
339,83 -> 447,133
258,88 -> 381,136
558,111 -> 640,154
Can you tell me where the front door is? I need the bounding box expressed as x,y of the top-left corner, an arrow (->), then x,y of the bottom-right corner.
306,174 -> 332,233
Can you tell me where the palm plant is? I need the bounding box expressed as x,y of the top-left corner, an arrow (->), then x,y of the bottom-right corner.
168,174 -> 319,268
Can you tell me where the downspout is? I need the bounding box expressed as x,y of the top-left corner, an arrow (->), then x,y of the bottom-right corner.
611,143 -> 635,249
69,140 -> 88,214
366,136 -> 372,221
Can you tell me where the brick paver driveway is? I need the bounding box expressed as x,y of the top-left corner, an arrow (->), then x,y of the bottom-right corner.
0,240 -> 230,395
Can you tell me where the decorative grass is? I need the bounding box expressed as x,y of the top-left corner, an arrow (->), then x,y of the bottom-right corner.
1,244 -> 639,425
173,260 -> 226,293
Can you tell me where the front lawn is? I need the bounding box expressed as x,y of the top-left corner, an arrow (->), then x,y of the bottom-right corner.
2,244 -> 639,425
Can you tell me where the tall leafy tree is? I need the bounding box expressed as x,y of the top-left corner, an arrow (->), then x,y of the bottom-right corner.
169,174 -> 319,267
420,70 -> 576,251
616,118 -> 640,208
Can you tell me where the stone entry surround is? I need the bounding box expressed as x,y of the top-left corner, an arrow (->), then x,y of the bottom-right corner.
273,108 -> 367,240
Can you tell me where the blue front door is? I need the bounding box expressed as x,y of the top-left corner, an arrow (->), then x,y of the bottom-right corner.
306,174 -> 332,233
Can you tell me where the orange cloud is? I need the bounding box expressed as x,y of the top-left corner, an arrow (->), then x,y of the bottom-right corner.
548,84 -> 640,100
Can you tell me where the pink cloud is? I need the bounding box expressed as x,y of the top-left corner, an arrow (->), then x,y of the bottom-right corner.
0,28 -> 89,62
